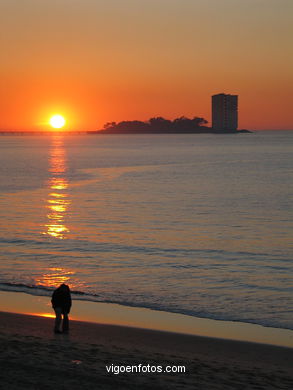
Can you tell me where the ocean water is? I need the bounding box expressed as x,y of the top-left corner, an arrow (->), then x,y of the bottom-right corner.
0,131 -> 292,330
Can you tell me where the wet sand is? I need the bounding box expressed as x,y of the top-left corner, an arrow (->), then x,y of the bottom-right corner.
1,290 -> 293,348
0,311 -> 292,389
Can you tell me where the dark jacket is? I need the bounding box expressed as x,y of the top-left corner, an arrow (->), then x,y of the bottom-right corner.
51,285 -> 72,313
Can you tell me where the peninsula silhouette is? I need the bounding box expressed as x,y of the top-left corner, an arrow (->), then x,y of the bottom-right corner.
92,116 -> 251,135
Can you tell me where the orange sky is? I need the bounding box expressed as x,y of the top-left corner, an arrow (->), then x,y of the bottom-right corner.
0,0 -> 292,131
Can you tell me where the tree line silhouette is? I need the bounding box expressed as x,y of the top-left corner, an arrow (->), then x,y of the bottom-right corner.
100,116 -> 211,134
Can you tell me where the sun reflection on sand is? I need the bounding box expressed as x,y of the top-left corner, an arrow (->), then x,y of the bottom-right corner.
36,313 -> 56,319
42,136 -> 71,239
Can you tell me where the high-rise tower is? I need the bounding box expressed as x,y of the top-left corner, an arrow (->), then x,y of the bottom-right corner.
212,93 -> 238,131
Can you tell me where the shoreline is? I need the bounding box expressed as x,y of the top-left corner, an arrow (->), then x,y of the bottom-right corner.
0,129 -> 252,135
1,290 -> 292,348
0,310 -> 292,389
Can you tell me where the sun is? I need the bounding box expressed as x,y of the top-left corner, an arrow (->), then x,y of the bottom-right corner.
49,114 -> 66,129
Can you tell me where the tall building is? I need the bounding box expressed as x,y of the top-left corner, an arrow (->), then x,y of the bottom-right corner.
212,93 -> 238,131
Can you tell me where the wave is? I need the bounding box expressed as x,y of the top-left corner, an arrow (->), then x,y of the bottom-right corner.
0,237 -> 288,261
0,282 -> 88,298
0,282 -> 292,331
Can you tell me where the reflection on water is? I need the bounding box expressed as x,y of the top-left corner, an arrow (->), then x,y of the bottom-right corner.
43,136 -> 70,239
36,267 -> 74,288
40,138 -> 76,289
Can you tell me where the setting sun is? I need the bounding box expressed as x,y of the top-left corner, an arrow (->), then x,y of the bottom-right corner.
49,115 -> 66,129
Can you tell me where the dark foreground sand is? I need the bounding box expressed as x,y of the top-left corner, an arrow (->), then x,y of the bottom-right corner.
0,311 -> 292,390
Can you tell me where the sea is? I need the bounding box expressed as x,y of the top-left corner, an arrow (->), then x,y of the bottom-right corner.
0,131 -> 292,330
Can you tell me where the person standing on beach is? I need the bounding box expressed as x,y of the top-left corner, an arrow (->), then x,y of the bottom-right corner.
51,283 -> 72,334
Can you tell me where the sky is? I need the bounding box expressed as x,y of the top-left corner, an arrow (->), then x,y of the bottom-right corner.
0,0 -> 292,131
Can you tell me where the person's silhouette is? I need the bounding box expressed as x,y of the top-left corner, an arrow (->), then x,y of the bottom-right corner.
51,283 -> 72,334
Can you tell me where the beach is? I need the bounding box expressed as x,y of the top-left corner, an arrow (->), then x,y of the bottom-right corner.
0,311 -> 292,390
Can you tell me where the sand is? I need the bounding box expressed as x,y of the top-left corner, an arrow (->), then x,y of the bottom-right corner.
0,311 -> 292,389
2,290 -> 293,348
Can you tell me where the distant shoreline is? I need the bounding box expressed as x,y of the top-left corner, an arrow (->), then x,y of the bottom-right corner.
0,129 -> 252,135
93,128 -> 252,135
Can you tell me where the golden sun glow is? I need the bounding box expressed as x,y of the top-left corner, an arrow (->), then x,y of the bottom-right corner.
49,114 -> 66,129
